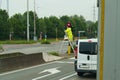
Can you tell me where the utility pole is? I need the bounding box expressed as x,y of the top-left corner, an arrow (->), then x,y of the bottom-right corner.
0,0 -> 2,9
7,0 -> 9,14
27,0 -> 30,41
34,0 -> 36,41
6,0 -> 12,40
93,5 -> 96,22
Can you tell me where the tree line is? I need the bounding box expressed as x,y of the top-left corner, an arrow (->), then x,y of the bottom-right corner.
0,9 -> 98,40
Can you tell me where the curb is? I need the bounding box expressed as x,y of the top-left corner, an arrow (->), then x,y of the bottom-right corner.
42,52 -> 62,62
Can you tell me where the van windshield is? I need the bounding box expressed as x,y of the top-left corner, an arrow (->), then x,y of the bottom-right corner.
79,42 -> 97,55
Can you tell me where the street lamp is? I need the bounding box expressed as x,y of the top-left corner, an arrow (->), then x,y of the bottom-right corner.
27,0 -> 30,41
33,0 -> 37,41
6,0 -> 9,14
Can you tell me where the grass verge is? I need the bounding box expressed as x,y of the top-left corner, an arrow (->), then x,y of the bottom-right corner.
48,52 -> 59,56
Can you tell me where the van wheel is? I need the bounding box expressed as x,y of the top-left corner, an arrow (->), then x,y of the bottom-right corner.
77,72 -> 84,76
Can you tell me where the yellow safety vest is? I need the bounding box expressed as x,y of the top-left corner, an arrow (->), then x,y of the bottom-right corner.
65,28 -> 73,41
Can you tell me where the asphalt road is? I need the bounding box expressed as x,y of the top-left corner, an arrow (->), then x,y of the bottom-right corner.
0,57 -> 96,80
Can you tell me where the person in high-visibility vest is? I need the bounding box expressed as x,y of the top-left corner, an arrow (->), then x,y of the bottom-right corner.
65,22 -> 73,55
65,22 -> 73,42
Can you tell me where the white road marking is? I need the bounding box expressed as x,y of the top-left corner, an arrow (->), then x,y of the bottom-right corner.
59,73 -> 77,80
0,61 -> 56,76
32,73 -> 53,80
32,67 -> 61,80
39,67 -> 60,74
0,57 -> 74,76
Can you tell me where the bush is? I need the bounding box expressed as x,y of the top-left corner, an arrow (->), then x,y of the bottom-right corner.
48,52 -> 59,56
41,40 -> 51,44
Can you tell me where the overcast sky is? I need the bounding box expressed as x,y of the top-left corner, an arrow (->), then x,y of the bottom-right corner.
0,0 -> 98,21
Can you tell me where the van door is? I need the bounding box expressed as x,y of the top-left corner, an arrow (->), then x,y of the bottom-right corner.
77,42 -> 97,71
89,42 -> 97,71
77,42 -> 92,71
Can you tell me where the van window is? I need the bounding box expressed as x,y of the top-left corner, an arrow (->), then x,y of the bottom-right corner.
79,42 -> 97,55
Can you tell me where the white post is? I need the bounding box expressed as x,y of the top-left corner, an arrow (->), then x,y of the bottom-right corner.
7,0 -> 9,14
27,0 -> 30,41
34,0 -> 36,41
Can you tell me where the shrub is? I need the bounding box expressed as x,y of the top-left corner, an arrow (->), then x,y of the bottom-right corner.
48,52 -> 59,56
41,40 -> 50,44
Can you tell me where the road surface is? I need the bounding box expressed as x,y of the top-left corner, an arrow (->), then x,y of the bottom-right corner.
0,57 -> 96,80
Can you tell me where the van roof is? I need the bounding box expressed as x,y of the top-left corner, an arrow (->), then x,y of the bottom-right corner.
78,38 -> 97,42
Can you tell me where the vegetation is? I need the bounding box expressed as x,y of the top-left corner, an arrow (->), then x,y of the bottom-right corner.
48,52 -> 59,56
41,40 -> 51,44
0,9 -> 98,41
0,40 -> 38,44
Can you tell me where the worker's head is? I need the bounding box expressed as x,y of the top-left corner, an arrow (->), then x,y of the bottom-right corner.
66,22 -> 72,28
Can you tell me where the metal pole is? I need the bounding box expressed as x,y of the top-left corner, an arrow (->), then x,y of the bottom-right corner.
7,0 -> 9,14
34,0 -> 36,41
56,27 -> 58,41
6,0 -> 12,40
0,0 -> 2,9
27,0 -> 30,41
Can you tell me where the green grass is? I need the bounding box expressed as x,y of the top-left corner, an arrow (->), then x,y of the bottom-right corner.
40,38 -> 60,43
46,38 -> 59,42
0,38 -> 59,44
48,52 -> 59,56
41,40 -> 51,44
0,40 -> 38,44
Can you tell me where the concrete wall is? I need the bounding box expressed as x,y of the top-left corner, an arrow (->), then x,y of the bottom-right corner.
0,53 -> 45,73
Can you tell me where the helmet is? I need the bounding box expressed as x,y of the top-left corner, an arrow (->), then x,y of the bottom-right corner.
66,22 -> 72,27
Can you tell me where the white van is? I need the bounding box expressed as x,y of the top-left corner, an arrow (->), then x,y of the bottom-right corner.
74,38 -> 98,76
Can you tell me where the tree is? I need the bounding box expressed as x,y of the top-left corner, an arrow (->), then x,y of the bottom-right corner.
71,15 -> 86,37
23,11 -> 39,40
0,8 -> 96,40
38,18 -> 46,39
0,9 -> 9,40
86,20 -> 98,38
9,13 -> 25,39
49,16 -> 64,38
60,15 -> 70,25
44,17 -> 53,38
